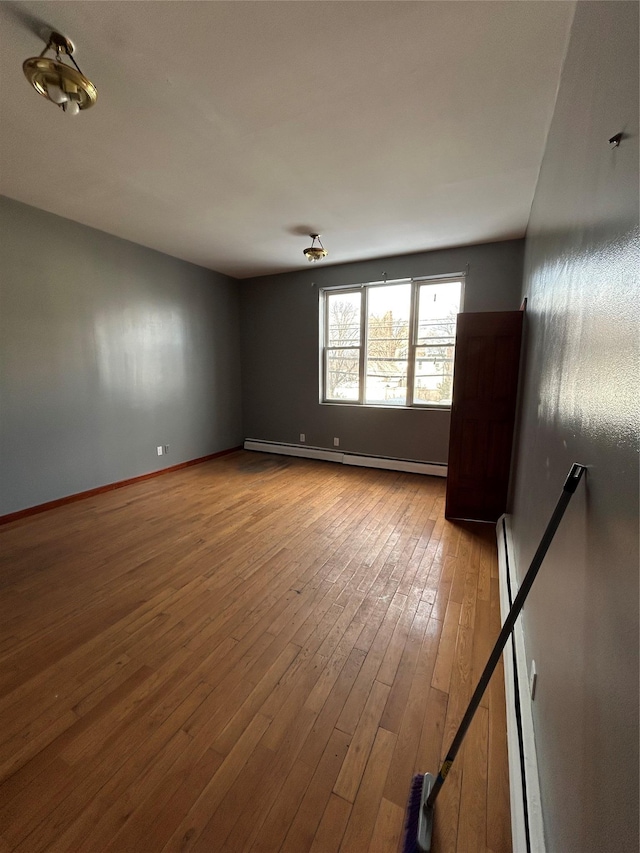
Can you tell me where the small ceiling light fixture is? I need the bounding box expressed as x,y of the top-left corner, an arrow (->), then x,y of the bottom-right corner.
303,234 -> 328,263
23,31 -> 97,115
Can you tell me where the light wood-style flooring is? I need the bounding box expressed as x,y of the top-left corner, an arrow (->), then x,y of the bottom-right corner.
0,451 -> 511,852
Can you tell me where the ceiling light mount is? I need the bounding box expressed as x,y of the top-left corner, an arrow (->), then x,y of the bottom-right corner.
303,234 -> 328,263
23,30 -> 97,115
48,31 -> 76,56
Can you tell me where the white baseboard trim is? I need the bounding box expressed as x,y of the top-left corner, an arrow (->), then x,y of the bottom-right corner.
496,514 -> 546,853
244,440 -> 340,463
243,440 -> 447,477
342,454 -> 447,477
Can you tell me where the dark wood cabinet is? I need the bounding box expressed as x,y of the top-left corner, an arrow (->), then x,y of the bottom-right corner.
445,311 -> 523,522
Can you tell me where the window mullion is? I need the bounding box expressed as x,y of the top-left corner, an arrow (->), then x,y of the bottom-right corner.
359,287 -> 366,404
406,280 -> 418,406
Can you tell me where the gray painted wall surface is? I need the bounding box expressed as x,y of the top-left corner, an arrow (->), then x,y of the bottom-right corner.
0,197 -> 243,516
241,239 -> 523,463
509,3 -> 639,851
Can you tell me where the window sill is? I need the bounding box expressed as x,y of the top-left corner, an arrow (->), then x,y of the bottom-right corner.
320,401 -> 451,412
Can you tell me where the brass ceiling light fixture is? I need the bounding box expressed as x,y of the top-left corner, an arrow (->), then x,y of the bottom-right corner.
303,234 -> 328,263
23,31 -> 97,115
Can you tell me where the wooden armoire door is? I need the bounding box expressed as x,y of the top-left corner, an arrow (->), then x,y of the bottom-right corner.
445,311 -> 523,522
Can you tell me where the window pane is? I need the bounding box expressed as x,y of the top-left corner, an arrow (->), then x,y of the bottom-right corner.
416,281 -> 461,344
365,362 -> 408,405
414,344 -> 455,405
327,292 -> 361,347
326,348 -> 360,400
414,281 -> 461,406
366,284 -> 411,405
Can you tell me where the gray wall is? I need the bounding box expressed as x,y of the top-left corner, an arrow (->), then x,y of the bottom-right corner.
241,239 -> 523,463
509,3 -> 639,851
0,197 -> 243,516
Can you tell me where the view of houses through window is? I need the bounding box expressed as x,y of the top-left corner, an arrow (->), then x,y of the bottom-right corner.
322,276 -> 463,407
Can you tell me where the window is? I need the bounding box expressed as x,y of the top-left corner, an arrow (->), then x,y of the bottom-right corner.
322,275 -> 463,407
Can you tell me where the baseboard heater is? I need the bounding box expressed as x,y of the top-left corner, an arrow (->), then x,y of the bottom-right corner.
496,514 -> 546,853
243,440 -> 447,478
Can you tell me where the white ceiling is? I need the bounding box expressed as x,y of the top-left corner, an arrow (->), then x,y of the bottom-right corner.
0,1 -> 575,279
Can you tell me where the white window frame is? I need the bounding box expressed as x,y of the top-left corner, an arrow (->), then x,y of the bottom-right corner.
320,273 -> 465,409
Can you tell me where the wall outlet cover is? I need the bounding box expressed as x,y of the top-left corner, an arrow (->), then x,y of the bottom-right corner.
299,433 -> 305,443
333,437 -> 340,447
157,446 -> 163,456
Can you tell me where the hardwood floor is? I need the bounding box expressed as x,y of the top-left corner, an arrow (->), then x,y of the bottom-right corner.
0,451 -> 511,852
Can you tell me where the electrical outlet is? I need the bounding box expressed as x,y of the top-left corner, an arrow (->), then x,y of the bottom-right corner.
156,446 -> 163,456
164,445 -> 170,454
299,433 -> 306,443
333,437 -> 340,447
529,660 -> 537,700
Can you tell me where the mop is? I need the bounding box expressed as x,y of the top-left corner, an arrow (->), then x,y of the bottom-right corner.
402,463 -> 586,853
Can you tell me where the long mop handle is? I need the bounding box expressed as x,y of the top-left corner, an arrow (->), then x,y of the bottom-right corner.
426,462 -> 586,808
